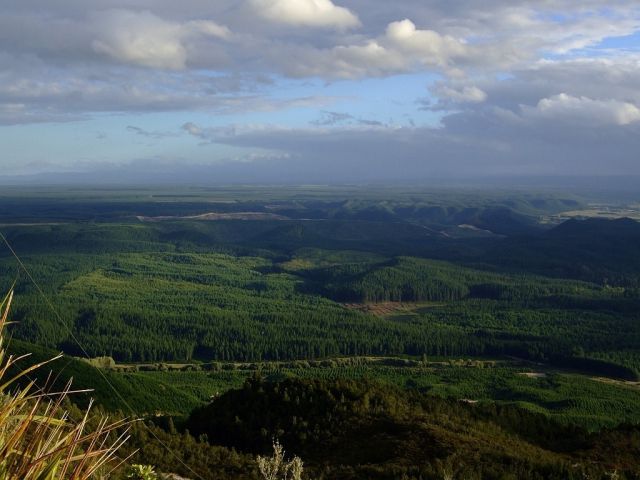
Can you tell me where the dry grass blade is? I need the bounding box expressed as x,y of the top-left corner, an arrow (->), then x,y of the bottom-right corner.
0,289 -> 131,479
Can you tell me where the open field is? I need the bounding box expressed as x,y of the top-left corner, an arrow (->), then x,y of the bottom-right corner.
13,338 -> 640,430
549,204 -> 640,222
125,360 -> 640,429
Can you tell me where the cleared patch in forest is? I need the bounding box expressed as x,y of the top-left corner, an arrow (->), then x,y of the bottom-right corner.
342,301 -> 444,318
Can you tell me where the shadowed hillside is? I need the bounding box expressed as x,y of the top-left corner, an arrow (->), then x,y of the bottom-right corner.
186,377 -> 638,479
490,218 -> 640,286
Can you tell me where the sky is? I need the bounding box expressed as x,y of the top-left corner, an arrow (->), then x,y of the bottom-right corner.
1,0 -> 640,184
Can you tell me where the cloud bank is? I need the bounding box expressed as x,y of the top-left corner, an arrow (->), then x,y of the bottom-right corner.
1,0 -> 640,180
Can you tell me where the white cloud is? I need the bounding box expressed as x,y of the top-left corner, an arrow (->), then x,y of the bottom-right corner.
1,2 -> 638,81
384,19 -> 467,67
91,10 -> 230,69
267,18 -> 471,79
249,0 -> 360,29
432,84 -> 487,105
187,20 -> 232,39
0,55 -> 338,124
524,93 -> 640,126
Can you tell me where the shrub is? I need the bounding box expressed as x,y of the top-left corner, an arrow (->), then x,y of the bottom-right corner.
256,440 -> 304,480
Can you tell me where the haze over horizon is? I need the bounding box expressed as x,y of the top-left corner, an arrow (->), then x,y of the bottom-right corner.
2,1 -> 640,184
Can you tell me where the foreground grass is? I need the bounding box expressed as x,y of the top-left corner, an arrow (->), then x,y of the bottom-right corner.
0,291 -> 129,479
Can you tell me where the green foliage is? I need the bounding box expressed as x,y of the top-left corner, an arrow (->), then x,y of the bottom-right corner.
306,255 -> 598,303
11,347 -> 640,430
488,218 -> 640,286
113,417 -> 258,480
186,377 -> 640,479
126,465 -> 157,480
4,250 -> 638,379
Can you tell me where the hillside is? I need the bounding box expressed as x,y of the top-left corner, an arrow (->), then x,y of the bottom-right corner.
490,218 -> 640,286
5,339 -> 217,413
186,377 -> 637,479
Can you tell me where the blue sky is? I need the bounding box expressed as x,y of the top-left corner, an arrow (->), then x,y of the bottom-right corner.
1,71 -> 442,171
1,1 -> 640,182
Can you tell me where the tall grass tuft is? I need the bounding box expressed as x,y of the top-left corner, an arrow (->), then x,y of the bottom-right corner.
0,290 -> 130,479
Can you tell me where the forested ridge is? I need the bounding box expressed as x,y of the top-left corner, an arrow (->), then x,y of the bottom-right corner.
184,377 -> 640,479
2,250 -> 639,380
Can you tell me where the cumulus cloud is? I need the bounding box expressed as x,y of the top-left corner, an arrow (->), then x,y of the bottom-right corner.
478,57 -> 640,110
424,82 -> 488,110
266,18 -> 470,79
91,9 -> 230,69
249,0 -> 360,29
523,94 -> 640,126
2,1 -> 639,85
385,19 -> 467,68
439,86 -> 487,104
